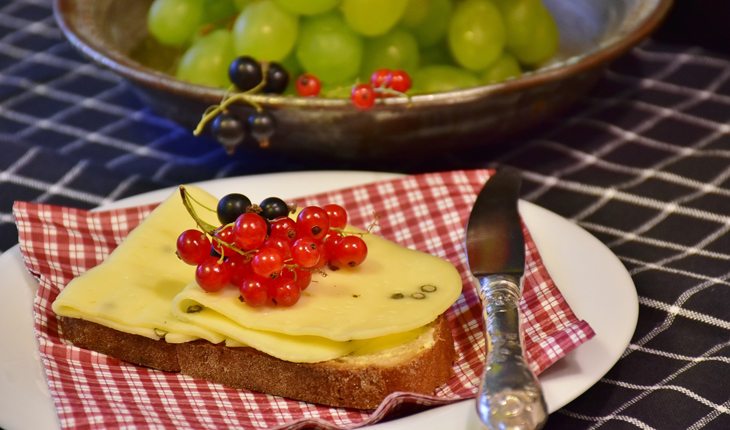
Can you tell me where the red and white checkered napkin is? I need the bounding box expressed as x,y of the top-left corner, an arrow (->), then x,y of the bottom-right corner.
13,169 -> 594,430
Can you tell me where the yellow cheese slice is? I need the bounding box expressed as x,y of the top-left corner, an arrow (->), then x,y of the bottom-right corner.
172,231 -> 463,341
53,186 -> 224,344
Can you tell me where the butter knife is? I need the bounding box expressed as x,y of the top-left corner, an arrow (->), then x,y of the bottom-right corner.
465,168 -> 548,430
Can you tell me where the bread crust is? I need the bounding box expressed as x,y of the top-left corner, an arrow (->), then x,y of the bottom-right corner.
58,315 -> 455,409
59,317 -> 180,372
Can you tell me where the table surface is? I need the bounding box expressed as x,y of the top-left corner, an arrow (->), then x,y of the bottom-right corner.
1,1 -> 729,429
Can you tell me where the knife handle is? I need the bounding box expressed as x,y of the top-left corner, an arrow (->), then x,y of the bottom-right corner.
475,274 -> 547,430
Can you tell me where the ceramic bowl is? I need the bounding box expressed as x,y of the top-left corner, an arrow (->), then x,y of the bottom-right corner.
53,0 -> 672,160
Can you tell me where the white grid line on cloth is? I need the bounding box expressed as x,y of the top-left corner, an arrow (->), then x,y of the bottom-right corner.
621,273 -> 730,361
600,165 -> 730,250
0,149 -> 108,206
625,344 -> 730,365
583,341 -> 730,430
36,160 -> 87,203
624,221 -> 730,273
622,255 -> 730,284
99,175 -> 144,206
638,297 -> 730,330
586,94 -> 730,133
520,170 -> 729,224
0,106 -> 176,161
631,43 -> 730,68
579,221 -> 730,260
558,410 -> 656,430
0,7 -> 60,40
531,131 -> 730,197
512,118 -> 730,212
0,39 -> 118,82
0,73 -> 176,132
56,103 -> 166,156
688,398 -> 730,430
605,55 -> 730,105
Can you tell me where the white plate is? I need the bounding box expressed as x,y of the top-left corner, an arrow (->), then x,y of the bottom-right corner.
0,171 -> 638,430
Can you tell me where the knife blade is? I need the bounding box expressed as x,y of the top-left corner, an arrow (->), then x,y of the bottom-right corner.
465,168 -> 547,430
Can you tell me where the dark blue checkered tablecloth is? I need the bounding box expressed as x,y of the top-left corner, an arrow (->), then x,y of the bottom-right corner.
1,1 -> 729,429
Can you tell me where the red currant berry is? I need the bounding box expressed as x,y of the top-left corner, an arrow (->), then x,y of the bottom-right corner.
212,225 -> 236,255
225,254 -> 253,286
269,217 -> 297,241
239,276 -> 270,307
296,206 -> 330,240
176,229 -> 211,265
264,236 -> 291,260
291,237 -> 321,268
323,204 -> 347,229
351,83 -> 376,110
389,70 -> 412,93
251,246 -> 284,278
315,233 -> 340,267
196,256 -> 231,292
233,212 -> 268,251
269,278 -> 301,307
330,235 -> 368,269
281,266 -> 313,290
296,73 -> 321,97
370,68 -> 392,89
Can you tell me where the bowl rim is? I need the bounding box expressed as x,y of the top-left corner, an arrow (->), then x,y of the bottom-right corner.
52,0 -> 674,109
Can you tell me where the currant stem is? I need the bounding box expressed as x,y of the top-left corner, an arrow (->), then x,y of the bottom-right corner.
179,186 -> 255,258
179,186 -> 218,234
193,73 -> 268,136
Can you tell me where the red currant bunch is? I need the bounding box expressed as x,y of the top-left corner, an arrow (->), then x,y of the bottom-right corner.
175,188 -> 368,308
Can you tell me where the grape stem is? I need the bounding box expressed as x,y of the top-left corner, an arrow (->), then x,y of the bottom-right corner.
193,67 -> 269,137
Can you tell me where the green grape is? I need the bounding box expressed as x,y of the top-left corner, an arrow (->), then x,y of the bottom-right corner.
232,0 -> 299,61
147,0 -> 204,47
400,0 -> 429,28
412,65 -> 480,93
341,0 -> 408,37
233,0 -> 252,10
273,0 -> 340,15
448,0 -> 505,71
409,0 -> 452,48
481,53 -> 521,84
202,0 -> 238,25
500,1 -> 559,67
494,0 -> 559,66
176,29 -> 236,88
360,29 -> 419,80
295,12 -> 363,85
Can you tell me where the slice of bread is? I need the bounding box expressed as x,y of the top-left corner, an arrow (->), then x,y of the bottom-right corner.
58,314 -> 455,409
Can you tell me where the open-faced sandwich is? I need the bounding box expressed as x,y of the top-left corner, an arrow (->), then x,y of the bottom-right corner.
52,185 -> 463,409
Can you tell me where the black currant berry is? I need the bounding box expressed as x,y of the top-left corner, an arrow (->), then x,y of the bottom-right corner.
211,113 -> 245,153
248,111 -> 276,148
263,62 -> 289,94
259,197 -> 289,220
217,193 -> 252,224
229,56 -> 263,91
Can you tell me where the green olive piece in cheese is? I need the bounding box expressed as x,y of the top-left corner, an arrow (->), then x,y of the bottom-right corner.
52,186 -> 224,344
171,230 -> 463,341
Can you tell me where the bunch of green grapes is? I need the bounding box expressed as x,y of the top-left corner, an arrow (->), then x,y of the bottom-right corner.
146,0 -> 559,95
